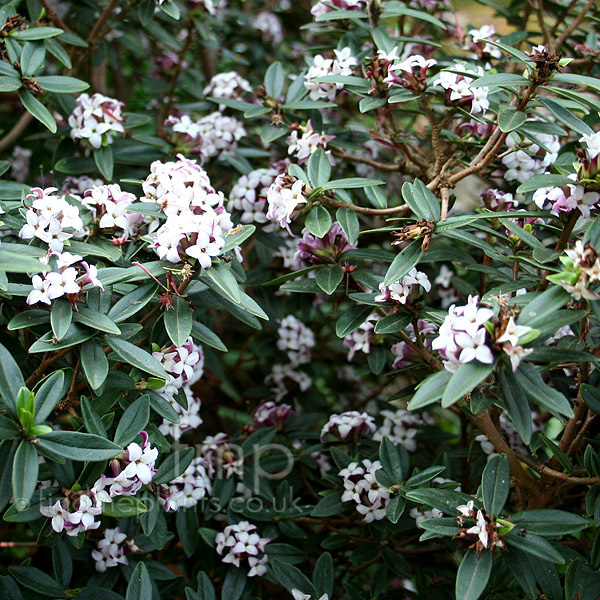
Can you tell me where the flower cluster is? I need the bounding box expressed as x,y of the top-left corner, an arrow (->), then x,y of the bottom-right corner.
465,25 -> 502,60
26,251 -> 103,306
161,457 -> 211,511
158,385 -> 203,441
249,401 -> 295,432
343,312 -> 379,361
215,521 -> 270,576
19,187 -> 84,253
250,11 -> 284,45
434,265 -> 459,308
339,459 -> 390,523
198,433 -> 243,479
533,176 -> 600,217
277,315 -> 316,365
384,54 -> 437,93
374,408 -> 430,451
142,155 -> 233,267
310,0 -> 365,18
94,433 -> 158,498
40,488 -> 106,536
68,92 -> 125,149
502,130 -> 560,183
579,131 -> 600,179
391,320 -> 437,370
375,268 -> 431,305
320,411 -> 376,442
296,222 -> 355,264
82,183 -> 145,243
304,48 -> 358,101
91,528 -> 140,573
456,501 -> 505,551
266,175 -> 308,231
287,120 -> 335,162
432,295 -> 494,372
434,64 -> 489,115
267,362 -> 312,401
203,71 -> 252,102
228,166 -> 280,225
494,316 -> 534,372
548,240 -> 600,300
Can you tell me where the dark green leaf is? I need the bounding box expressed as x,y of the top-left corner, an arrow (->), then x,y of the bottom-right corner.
305,205 -> 332,238
315,265 -> 344,295
455,549 -> 492,600
12,440 -> 38,509
106,337 -> 168,380
35,431 -> 122,462
384,240 -> 423,286
164,295 -> 193,346
126,561 -> 152,600
482,454 -> 510,517
51,299 -> 73,341
18,89 -> 56,132
442,361 -> 494,408
114,395 -> 150,446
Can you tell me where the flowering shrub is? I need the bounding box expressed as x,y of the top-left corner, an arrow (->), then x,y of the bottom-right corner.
1,1 -> 600,599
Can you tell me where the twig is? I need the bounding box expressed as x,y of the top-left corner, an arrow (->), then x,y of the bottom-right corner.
553,0 -> 597,50
25,348 -> 71,387
440,187 -> 450,222
321,196 -> 409,215
0,113 -> 34,153
39,0 -> 73,33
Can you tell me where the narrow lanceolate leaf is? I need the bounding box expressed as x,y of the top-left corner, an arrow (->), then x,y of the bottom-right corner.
12,441 -> 39,509
106,337 -> 168,380
114,395 -> 150,446
336,207 -> 359,245
379,436 -> 404,482
315,265 -> 344,295
455,549 -> 492,600
80,397 -> 107,437
191,321 -> 227,352
0,76 -> 21,92
498,108 -> 526,132
305,205 -> 332,238
202,264 -> 242,304
517,286 -> 570,328
107,282 -> 157,323
0,342 -> 26,419
401,179 -> 440,221
154,447 -> 195,484
94,145 -> 114,180
335,305 -> 373,337
384,240 -> 423,286
50,299 -> 73,341
408,370 -> 452,410
516,363 -> 573,419
18,89 -> 57,133
74,306 -> 121,335
81,340 -> 109,390
34,431 -> 122,462
126,562 -> 153,600
164,295 -> 193,346
481,454 -> 510,517
34,371 -> 65,424
498,368 -> 532,444
441,361 -> 494,408
35,75 -> 89,94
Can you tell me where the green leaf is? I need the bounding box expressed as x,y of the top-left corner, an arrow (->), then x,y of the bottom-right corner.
18,89 -> 56,133
7,309 -> 50,330
335,305 -> 373,337
315,265 -> 344,295
0,75 -> 21,92
107,282 -> 157,324
221,569 -> 246,600
310,491 -> 344,517
441,361 -> 494,408
44,37 -> 72,69
505,529 -> 564,564
106,337 -> 168,380
552,73 -> 600,95
313,553 -> 334,600
419,516 -> 459,537
9,566 -> 63,597
359,96 -> 386,113
379,436 -> 404,482
34,371 -> 65,424
305,205 -> 332,238
164,295 -> 193,346
374,312 -> 411,334
222,224 -> 255,253
539,97 -> 593,136
336,207 -> 359,245
80,397 -> 107,437
510,510 -> 591,537
94,145 -> 114,180
401,179 -> 440,221
35,75 -> 89,93
50,299 -> 73,341
482,454 -> 510,517
408,370 -> 452,409
202,264 -> 242,304
12,440 -> 39,509
516,363 -> 573,419
74,306 -> 121,335
321,177 -> 385,191
103,496 -> 148,518
10,27 -> 63,40
307,148 -> 331,187
404,488 -> 475,515
271,558 -> 316,597
517,286 -> 570,328
384,240 -> 423,286
177,507 -> 199,556
264,61 -> 286,98
516,174 -> 574,194
498,108 -> 527,132
114,395 -> 150,446
0,342 -> 25,418
81,340 -> 109,390
498,368 -> 532,445
126,562 -> 153,600
191,321 -> 227,352
0,414 -> 19,439
470,72 -> 530,88
35,431 -> 122,462
455,549 -> 492,600
28,324 -> 95,353
0,250 -> 48,273
154,447 -> 195,484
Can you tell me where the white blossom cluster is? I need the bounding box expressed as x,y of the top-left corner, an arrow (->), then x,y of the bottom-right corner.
287,120 -> 336,163
158,385 -> 203,441
433,64 -> 489,115
373,408 -> 430,452
456,501 -> 505,550
267,362 -> 312,401
277,315 -> 316,365
165,112 -> 246,163
82,183 -> 146,244
266,176 -> 308,231
68,92 -> 125,149
40,489 -> 106,537
215,521 -> 270,576
250,11 -> 284,46
62,175 -> 104,200
19,187 -> 84,253
343,312 -> 379,361
533,174 -> 600,217
161,457 -> 212,511
26,251 -> 103,306
142,155 -> 234,268
93,433 -> 158,498
465,25 -> 502,59
410,506 -> 444,528
203,71 -> 252,102
502,130 -> 560,183
228,166 -> 280,224
383,53 -> 437,90
304,47 -> 358,101
310,0 -> 366,18
375,268 -> 431,305
320,411 -> 376,442
197,433 -> 244,479
339,459 -> 390,523
91,527 -> 140,573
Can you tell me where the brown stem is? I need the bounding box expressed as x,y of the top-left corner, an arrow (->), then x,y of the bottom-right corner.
0,112 -> 34,153
553,0 -> 597,50
331,148 -> 406,172
39,0 -> 73,32
25,348 -> 71,387
558,362 -> 590,455
321,196 -> 409,215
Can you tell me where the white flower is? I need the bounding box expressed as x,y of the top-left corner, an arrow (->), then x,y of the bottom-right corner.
69,93 -> 125,149
266,177 -> 307,231
580,132 -> 600,161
